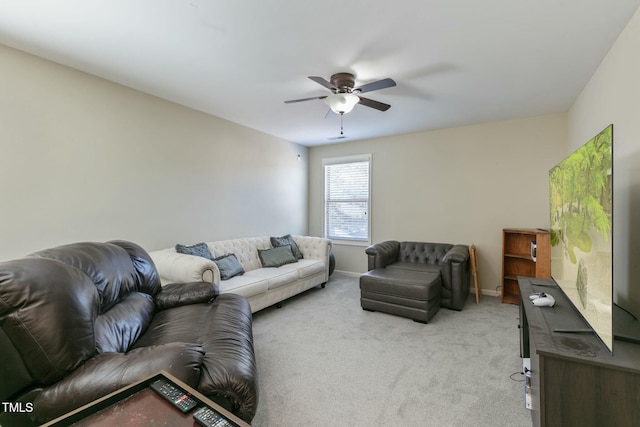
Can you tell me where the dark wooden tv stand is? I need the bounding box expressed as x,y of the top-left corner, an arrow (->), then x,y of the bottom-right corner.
518,276 -> 640,427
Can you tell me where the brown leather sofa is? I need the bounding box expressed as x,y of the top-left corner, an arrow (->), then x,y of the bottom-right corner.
0,241 -> 258,426
365,241 -> 471,310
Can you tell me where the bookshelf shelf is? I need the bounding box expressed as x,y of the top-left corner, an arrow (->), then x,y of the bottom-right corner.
501,228 -> 550,304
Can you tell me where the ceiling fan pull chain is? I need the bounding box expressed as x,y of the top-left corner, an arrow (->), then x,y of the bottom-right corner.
340,113 -> 344,135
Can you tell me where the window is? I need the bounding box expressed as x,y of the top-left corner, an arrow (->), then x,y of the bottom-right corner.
323,155 -> 371,244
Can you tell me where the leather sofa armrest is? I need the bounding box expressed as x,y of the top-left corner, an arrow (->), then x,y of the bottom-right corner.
32,343 -> 205,425
155,282 -> 220,311
442,244 -> 470,264
365,240 -> 400,270
149,248 -> 220,285
440,244 -> 471,310
193,294 -> 258,423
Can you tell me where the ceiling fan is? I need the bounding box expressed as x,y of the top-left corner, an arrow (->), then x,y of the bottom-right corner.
284,72 -> 396,115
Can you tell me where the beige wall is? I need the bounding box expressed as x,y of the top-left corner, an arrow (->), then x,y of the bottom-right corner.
309,114 -> 567,295
4,4 -> 637,307
0,44 -> 308,261
568,7 -> 640,317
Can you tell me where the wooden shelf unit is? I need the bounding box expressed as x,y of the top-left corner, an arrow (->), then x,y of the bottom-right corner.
501,228 -> 550,304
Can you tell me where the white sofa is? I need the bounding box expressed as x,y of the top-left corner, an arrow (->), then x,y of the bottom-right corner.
149,236 -> 332,313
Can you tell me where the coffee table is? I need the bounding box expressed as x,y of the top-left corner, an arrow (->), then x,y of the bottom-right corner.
41,371 -> 250,427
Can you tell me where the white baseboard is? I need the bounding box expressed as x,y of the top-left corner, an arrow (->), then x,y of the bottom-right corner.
332,270 -> 361,278
479,289 -> 501,297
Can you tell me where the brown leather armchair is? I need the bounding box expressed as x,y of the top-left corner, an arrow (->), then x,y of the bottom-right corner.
366,241 -> 471,310
0,241 -> 258,426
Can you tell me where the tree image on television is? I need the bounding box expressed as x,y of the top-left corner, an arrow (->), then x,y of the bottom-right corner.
550,125 -> 612,311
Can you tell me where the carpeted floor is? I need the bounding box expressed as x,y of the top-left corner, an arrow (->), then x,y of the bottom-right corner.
250,273 -> 532,427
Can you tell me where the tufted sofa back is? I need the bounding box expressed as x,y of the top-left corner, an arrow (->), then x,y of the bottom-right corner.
0,241 -> 161,401
207,237 -> 273,272
205,236 -> 330,273
398,242 -> 454,264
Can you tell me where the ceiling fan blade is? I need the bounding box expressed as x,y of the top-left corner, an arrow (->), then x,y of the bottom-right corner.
355,78 -> 396,94
284,95 -> 327,104
308,76 -> 335,90
358,97 -> 391,111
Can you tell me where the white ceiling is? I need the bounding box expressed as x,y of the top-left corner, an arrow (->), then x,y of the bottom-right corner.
1,1 -> 639,146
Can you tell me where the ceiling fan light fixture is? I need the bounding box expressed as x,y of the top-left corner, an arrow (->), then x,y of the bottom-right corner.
325,93 -> 360,114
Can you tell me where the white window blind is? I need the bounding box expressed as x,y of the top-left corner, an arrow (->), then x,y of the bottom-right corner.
323,156 -> 371,242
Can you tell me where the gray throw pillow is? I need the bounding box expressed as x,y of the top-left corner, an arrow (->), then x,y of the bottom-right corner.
270,234 -> 303,259
214,253 -> 245,280
259,245 -> 298,268
175,242 -> 213,260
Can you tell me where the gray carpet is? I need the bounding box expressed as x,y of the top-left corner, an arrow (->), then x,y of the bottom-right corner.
251,273 -> 532,427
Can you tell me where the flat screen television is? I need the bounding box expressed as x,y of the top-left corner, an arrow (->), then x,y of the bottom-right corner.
549,124 -> 613,352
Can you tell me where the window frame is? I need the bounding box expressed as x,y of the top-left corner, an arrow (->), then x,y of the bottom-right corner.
322,154 -> 372,246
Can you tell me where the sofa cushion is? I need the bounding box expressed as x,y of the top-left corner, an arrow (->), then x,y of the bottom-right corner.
287,259 -> 326,279
175,242 -> 214,260
258,245 -> 297,268
270,234 -> 303,259
245,267 -> 300,290
132,294 -> 257,422
217,274 -> 269,299
95,292 -> 155,353
0,258 -> 98,387
30,242 -> 146,314
214,254 -> 245,280
108,240 -> 162,296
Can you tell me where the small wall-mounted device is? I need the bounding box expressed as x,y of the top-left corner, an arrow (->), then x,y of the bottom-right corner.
530,240 -> 537,262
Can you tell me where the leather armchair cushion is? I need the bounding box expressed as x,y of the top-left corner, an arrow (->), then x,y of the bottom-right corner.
31,342 -> 205,424
155,281 -> 219,311
133,293 -> 258,421
30,242 -> 141,313
0,327 -> 33,401
95,292 -> 155,353
0,258 -> 98,385
108,240 -> 162,296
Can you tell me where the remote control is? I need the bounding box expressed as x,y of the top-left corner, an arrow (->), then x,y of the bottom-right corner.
193,406 -> 238,427
149,378 -> 198,413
